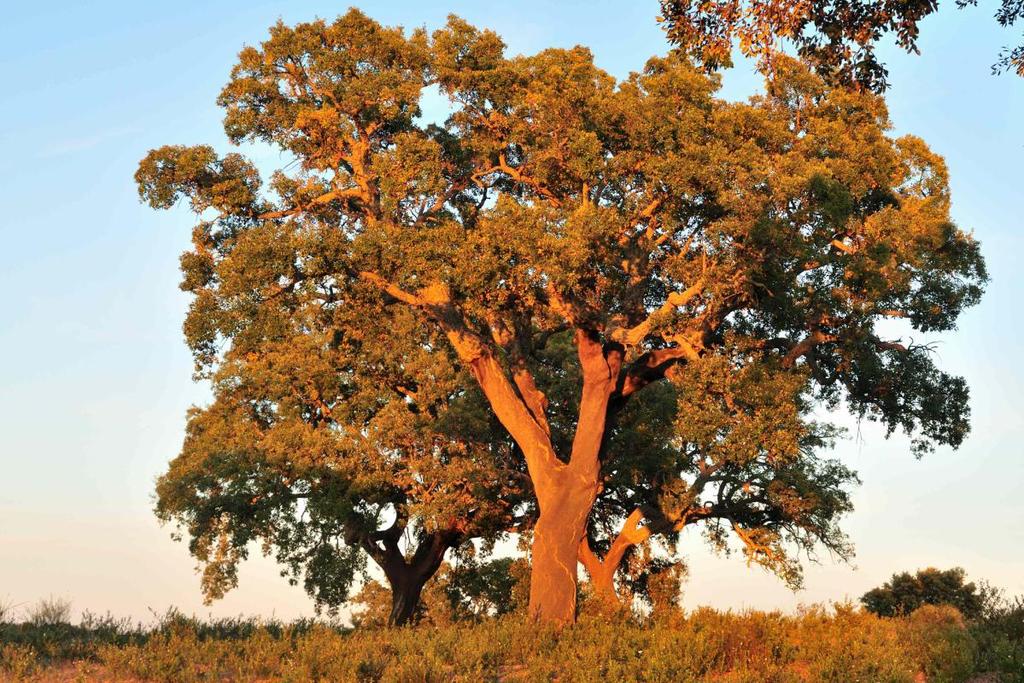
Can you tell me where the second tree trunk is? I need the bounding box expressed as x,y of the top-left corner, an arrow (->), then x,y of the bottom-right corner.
387,572 -> 428,627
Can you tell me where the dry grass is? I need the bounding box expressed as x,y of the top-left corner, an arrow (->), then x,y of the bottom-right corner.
4,601 -> 1015,682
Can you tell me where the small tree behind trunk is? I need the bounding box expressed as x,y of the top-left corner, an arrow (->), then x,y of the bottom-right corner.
359,523 -> 460,627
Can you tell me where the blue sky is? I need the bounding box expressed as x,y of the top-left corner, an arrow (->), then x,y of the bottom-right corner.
0,1 -> 1021,622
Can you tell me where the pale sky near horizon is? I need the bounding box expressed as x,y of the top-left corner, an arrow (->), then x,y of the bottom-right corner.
0,1 -> 1021,623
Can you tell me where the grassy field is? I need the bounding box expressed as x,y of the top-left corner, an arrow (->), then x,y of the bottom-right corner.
1,600 -> 1022,682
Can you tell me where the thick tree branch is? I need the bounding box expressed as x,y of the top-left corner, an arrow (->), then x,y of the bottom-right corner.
359,272 -> 562,480
569,330 -> 624,476
259,185 -> 367,220
874,339 -> 908,353
487,315 -> 552,437
601,508 -> 651,572
616,195 -> 666,246
618,343 -> 700,400
782,329 -> 837,368
496,153 -> 562,207
578,535 -> 604,579
358,271 -> 428,307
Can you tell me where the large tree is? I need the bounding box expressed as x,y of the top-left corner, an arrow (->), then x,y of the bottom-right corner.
138,10 -> 985,624
660,0 -> 1024,92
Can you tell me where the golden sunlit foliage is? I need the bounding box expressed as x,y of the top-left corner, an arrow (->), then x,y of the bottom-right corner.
138,9 -> 985,624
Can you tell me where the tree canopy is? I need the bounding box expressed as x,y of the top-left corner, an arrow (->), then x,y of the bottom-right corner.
138,8 -> 985,624
154,281 -> 530,625
660,0 -> 1024,92
581,349 -> 858,606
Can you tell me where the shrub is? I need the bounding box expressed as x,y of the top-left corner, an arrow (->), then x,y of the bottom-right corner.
905,605 -> 976,682
25,596 -> 72,627
862,567 -> 985,619
0,643 -> 38,678
972,594 -> 1024,680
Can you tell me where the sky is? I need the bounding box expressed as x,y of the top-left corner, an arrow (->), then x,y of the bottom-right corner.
0,1 -> 1021,623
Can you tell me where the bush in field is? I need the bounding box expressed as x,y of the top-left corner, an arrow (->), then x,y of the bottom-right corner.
972,593 -> 1024,678
25,597 -> 71,627
861,567 -> 986,619
0,599 -> 13,625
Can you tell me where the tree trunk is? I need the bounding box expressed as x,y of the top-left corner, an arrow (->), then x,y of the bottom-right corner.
577,508 -> 652,611
387,571 -> 427,627
528,482 -> 597,624
435,325 -> 621,625
587,563 -> 619,604
525,333 -> 622,625
579,538 -> 623,607
360,525 -> 458,628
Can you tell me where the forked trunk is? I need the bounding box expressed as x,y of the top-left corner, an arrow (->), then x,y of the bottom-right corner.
444,329 -> 622,625
528,482 -> 598,624
525,334 -> 622,624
